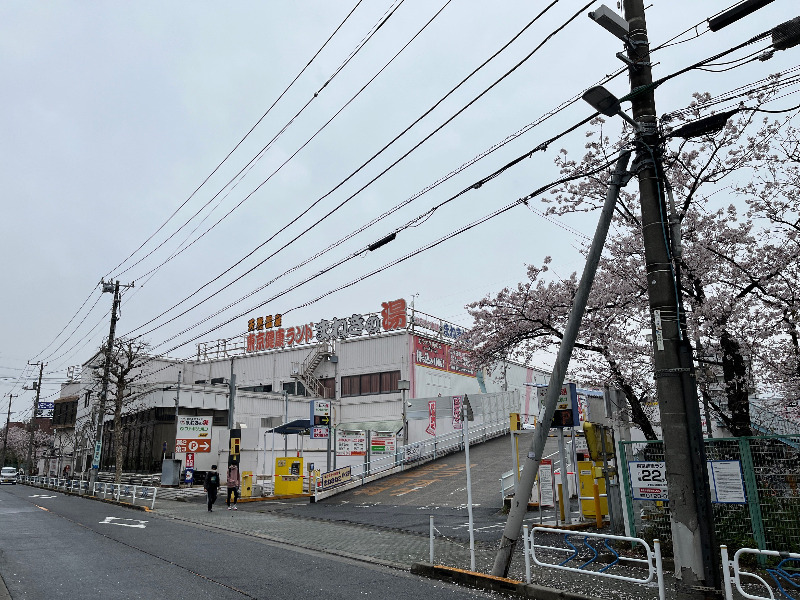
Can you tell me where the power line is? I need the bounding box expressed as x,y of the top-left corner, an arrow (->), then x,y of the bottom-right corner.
119,0 -> 456,287
34,7 -> 729,377
103,0 -> 368,279
121,0 -> 585,336
123,149 -> 624,387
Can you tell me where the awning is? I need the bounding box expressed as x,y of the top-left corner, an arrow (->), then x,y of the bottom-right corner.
336,419 -> 403,433
271,419 -> 311,435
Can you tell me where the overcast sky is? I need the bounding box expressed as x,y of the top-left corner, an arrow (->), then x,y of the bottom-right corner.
1,0 -> 796,421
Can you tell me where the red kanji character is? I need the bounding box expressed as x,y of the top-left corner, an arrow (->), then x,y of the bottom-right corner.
248,319 -> 256,332
286,327 -> 296,346
381,298 -> 407,330
304,324 -> 313,343
265,330 -> 275,349
246,333 -> 256,352
255,332 -> 266,351
276,328 -> 285,347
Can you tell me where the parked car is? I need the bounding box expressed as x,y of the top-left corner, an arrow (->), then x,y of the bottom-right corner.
1,467 -> 18,485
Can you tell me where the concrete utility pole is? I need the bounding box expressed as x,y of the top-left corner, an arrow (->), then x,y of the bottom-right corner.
228,357 -> 236,429
491,150 -> 632,577
621,2 -> 719,596
173,368 -> 182,450
90,280 -> 122,486
26,362 -> 44,474
1,393 -> 17,467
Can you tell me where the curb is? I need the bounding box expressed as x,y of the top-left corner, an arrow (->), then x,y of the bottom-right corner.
411,563 -> 602,600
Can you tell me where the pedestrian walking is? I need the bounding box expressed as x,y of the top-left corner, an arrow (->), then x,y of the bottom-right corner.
226,463 -> 241,510
204,465 -> 220,512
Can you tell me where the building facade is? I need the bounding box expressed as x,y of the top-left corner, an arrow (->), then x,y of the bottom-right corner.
54,298 -> 551,477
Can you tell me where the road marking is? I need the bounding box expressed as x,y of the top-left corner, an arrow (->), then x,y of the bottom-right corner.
100,516 -> 148,528
30,494 -> 56,499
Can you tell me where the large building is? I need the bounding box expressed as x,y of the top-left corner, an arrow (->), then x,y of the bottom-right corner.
53,298 -> 550,478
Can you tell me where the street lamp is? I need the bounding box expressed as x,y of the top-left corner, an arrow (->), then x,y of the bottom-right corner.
397,380 -> 410,447
582,85 -> 642,131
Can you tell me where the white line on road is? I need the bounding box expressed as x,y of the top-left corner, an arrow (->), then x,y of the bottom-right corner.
100,516 -> 148,528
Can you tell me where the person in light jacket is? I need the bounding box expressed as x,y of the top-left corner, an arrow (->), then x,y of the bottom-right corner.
226,463 -> 241,510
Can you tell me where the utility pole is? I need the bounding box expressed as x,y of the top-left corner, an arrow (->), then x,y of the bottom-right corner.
1,393 -> 16,467
228,357 -> 237,429
26,362 -> 45,474
173,368 -> 182,451
621,1 -> 718,597
90,280 -> 122,487
492,150 -> 632,576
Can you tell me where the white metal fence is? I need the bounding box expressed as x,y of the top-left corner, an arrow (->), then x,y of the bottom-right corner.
317,418 -> 509,495
20,475 -> 157,509
721,545 -> 800,600
525,526 -> 665,600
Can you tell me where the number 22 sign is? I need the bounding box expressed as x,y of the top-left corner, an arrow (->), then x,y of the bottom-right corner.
628,461 -> 669,501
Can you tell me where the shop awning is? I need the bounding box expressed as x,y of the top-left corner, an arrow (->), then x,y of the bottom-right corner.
336,419 -> 403,433
270,419 -> 311,435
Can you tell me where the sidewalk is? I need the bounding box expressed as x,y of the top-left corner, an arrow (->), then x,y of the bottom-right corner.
152,495 -> 675,600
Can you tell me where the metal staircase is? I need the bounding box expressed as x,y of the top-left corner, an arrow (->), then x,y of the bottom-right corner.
292,342 -> 334,398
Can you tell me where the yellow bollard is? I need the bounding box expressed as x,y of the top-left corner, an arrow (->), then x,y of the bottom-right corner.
558,482 -> 565,523
593,481 -> 603,528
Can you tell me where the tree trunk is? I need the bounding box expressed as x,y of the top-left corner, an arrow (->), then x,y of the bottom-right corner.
114,390 -> 124,485
720,330 -> 752,437
605,352 -> 658,440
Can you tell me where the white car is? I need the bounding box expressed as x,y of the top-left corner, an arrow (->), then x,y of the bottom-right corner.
1,467 -> 18,484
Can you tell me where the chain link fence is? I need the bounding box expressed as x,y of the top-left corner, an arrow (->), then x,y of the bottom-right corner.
619,435 -> 800,555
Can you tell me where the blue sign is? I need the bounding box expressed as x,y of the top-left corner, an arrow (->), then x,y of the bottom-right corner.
184,468 -> 194,483
38,402 -> 55,410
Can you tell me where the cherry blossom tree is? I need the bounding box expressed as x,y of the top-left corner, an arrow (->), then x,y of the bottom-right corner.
467,89 -> 800,438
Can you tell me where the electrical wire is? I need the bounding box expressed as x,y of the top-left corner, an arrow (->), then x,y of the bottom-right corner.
131,112 -> 599,348
118,0 -> 585,336
145,23 -> 796,354
103,0 -> 367,279
120,0 -> 594,343
29,289 -> 100,362
29,6 -> 735,386
120,0 -> 456,286
123,149 -> 625,387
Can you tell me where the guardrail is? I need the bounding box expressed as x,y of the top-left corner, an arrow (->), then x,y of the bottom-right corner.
317,420 -> 509,496
525,526 -> 665,600
19,475 -> 157,509
721,545 -> 800,600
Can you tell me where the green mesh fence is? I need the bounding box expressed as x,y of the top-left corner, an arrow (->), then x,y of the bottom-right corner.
619,435 -> 800,555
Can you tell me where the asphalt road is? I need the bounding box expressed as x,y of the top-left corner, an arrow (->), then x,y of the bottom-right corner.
281,431 -> 569,543
0,484 -> 500,600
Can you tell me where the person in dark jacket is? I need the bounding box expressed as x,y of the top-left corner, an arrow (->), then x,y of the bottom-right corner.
226,464 -> 241,510
204,465 -> 221,512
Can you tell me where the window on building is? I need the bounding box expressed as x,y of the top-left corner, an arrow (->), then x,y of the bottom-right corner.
240,384 -> 273,393
341,370 -> 401,397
